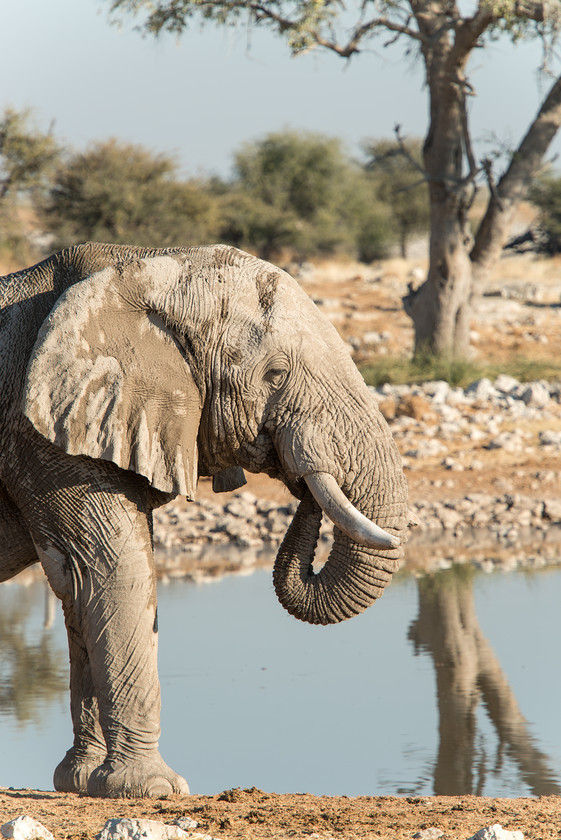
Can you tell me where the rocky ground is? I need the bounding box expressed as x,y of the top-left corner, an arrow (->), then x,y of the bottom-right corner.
2,789 -> 561,840
2,248 -> 561,839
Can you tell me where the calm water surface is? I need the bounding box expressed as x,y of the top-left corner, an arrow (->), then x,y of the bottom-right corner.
1,563 -> 560,797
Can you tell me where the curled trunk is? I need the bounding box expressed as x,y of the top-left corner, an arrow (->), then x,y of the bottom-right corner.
273,490 -> 404,625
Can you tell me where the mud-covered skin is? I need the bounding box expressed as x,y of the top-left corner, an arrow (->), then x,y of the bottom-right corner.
0,242 -> 409,797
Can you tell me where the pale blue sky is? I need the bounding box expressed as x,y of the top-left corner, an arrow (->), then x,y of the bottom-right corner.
2,0 -> 560,178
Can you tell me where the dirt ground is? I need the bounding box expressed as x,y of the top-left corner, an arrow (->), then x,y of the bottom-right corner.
2,788 -> 561,840
2,243 -> 561,838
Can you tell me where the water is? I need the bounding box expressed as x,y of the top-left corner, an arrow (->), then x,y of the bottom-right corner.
1,564 -> 560,797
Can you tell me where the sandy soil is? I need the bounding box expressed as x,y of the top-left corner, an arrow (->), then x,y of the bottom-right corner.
2,788 -> 561,840
2,243 -> 561,837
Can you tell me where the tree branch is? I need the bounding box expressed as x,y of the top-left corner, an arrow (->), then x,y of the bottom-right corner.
250,6 -> 424,56
471,71 -> 561,276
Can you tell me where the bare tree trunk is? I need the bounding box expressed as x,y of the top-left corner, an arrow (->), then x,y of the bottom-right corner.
403,6 -> 561,361
402,14 -> 475,358
404,191 -> 474,356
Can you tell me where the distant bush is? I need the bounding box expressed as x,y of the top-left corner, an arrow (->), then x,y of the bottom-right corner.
224,130 -> 394,260
0,107 -> 61,262
362,138 -> 429,259
43,139 -> 222,249
528,174 -> 561,253
0,112 -> 425,265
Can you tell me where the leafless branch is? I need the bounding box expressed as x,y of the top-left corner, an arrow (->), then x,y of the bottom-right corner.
481,157 -> 504,211
459,84 -> 478,180
393,124 -> 429,178
311,14 -> 423,57
471,70 -> 561,273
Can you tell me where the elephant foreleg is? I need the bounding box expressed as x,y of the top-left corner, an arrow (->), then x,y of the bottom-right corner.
11,434 -> 189,798
52,596 -> 107,792
33,494 -> 188,797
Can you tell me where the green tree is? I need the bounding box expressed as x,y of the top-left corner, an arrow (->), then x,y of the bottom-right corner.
106,0 -> 561,360
529,173 -> 561,253
44,138 -> 221,248
0,107 -> 61,261
363,138 -> 429,259
219,130 -> 392,260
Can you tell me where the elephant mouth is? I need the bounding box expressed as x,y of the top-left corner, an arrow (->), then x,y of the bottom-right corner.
273,474 -> 408,626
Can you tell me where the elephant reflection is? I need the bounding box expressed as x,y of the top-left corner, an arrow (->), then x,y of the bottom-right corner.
0,582 -> 67,723
408,566 -> 560,796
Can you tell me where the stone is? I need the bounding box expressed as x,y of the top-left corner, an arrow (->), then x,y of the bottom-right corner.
412,438 -> 447,457
437,506 -> 463,530
1,819 -> 54,840
543,498 -> 561,523
172,819 -> 199,832
465,378 -> 497,402
466,825 -> 524,840
494,374 -> 519,395
97,819 -> 192,840
539,430 -> 561,447
520,381 -> 549,407
225,498 -> 256,519
442,456 -> 464,471
413,829 -> 444,840
422,380 -> 449,404
486,432 -> 523,453
362,330 -> 382,345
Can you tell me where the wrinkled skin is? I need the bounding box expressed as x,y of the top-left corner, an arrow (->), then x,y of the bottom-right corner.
0,242 -> 409,798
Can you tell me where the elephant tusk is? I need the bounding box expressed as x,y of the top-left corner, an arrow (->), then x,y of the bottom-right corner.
303,472 -> 400,550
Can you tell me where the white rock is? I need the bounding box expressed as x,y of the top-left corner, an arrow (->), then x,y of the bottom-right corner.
97,819 -> 189,840
423,380 -> 449,404
467,824 -> 524,840
543,498 -> 561,522
172,819 -> 199,832
494,374 -> 519,395
520,381 -> 549,407
413,829 -> 444,840
410,439 -> 448,457
363,330 -> 382,345
539,430 -> 561,447
1,817 -> 54,840
465,378 -> 497,402
486,432 -> 523,453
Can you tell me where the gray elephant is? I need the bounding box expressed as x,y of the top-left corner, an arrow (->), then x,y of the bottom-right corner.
0,242 -> 410,798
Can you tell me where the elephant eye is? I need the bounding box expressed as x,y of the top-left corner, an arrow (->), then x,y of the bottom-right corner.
263,366 -> 288,388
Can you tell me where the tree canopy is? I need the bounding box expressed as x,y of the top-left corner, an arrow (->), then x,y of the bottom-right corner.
221,130 -> 394,259
363,138 -> 429,259
0,108 -> 61,261
44,138 -> 221,249
529,173 -> 561,253
107,0 -> 561,359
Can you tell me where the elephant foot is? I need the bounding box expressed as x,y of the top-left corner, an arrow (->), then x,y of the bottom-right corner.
86,753 -> 190,798
54,747 -> 107,793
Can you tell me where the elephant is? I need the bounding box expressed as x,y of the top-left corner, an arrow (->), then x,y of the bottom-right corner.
0,241 -> 411,798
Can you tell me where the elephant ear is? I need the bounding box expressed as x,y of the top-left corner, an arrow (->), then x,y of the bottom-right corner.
23,260 -> 201,498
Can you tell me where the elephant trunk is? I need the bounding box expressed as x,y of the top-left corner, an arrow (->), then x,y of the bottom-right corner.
273,486 -> 405,625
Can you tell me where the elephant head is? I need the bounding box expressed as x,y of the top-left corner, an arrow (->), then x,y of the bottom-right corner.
23,245 -> 410,625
